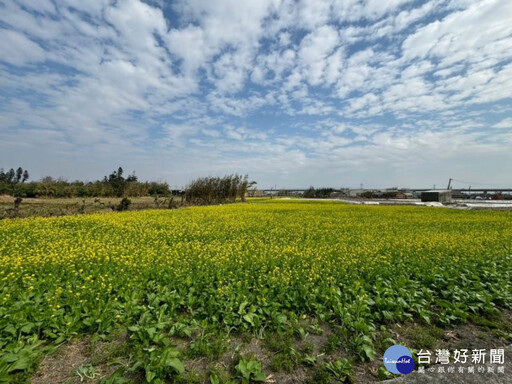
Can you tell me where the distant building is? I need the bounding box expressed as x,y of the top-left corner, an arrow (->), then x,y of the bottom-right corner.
421,190 -> 452,204
348,189 -> 365,197
395,192 -> 406,199
249,189 -> 265,197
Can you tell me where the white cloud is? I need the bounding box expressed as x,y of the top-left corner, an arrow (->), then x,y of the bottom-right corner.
1,0 -> 512,187
0,29 -> 46,65
298,25 -> 340,86
167,25 -> 208,74
393,1 -> 437,32
402,0 -> 512,65
363,0 -> 412,20
297,0 -> 332,29
493,118 -> 512,129
331,0 -> 410,22
14,0 -> 57,14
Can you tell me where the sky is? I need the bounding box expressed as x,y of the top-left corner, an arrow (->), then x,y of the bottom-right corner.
0,0 -> 511,189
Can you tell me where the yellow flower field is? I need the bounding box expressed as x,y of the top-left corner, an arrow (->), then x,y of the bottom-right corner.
1,200 -> 511,382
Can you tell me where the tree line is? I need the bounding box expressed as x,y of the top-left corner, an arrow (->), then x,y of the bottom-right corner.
0,167 -> 171,198
302,187 -> 335,198
0,167 -> 29,196
184,174 -> 255,205
1,167 -> 256,206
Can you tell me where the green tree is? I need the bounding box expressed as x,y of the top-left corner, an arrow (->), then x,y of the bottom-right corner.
1,167 -> 29,196
105,167 -> 126,197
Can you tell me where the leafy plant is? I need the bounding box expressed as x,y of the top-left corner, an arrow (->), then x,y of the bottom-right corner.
74,364 -> 101,381
116,197 -> 132,211
235,357 -> 266,384
324,359 -> 353,382
1,200 -> 512,382
377,365 -> 395,381
130,346 -> 184,383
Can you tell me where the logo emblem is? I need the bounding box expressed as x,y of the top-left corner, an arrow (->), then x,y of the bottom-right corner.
383,345 -> 415,374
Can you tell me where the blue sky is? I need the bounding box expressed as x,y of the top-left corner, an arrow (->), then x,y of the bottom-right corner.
0,0 -> 511,189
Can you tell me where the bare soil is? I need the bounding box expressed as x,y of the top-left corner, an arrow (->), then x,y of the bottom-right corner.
29,311 -> 512,383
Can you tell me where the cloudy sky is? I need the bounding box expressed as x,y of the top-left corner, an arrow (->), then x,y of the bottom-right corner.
1,0 -> 511,189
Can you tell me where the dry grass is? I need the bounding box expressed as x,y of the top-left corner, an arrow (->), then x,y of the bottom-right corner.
0,196 -> 181,219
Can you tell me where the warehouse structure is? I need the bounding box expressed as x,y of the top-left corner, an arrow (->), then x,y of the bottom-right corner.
421,190 -> 452,204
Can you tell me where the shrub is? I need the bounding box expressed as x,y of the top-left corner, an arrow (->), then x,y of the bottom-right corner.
184,175 -> 255,205
116,197 -> 132,211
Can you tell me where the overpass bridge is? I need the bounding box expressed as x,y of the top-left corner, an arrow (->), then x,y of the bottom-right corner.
260,188 -> 512,194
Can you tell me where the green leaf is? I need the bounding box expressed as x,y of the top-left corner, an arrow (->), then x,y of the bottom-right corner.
20,323 -> 35,334
165,357 -> 184,374
382,310 -> 394,320
2,354 -> 18,363
8,357 -> 31,373
3,325 -> 16,336
377,365 -> 394,380
99,366 -> 130,384
243,314 -> 255,326
238,301 -> 249,314
146,327 -> 156,339
362,345 -> 376,361
252,372 -> 266,382
82,318 -> 94,327
145,370 -> 156,382
209,373 -> 220,384
302,355 -> 317,366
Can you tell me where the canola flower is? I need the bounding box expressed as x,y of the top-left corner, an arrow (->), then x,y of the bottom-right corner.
0,200 -> 511,380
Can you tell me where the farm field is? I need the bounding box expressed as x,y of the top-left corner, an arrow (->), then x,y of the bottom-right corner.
0,196 -> 179,220
1,199 -> 512,383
